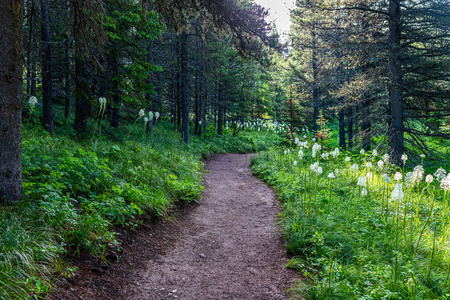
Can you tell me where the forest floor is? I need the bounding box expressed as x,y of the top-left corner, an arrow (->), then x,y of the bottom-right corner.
48,154 -> 298,299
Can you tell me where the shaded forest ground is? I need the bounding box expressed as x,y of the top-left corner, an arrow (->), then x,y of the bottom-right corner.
48,154 -> 298,299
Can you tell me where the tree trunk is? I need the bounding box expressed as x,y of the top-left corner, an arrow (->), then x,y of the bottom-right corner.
388,0 -> 404,164
0,0 -> 24,203
40,0 -> 54,134
74,58 -> 90,132
311,26 -> 319,132
181,30 -> 189,144
218,83 -> 223,136
64,34 -> 71,120
347,107 -> 353,149
339,110 -> 345,149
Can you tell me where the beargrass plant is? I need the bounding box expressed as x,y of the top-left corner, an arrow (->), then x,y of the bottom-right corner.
0,117 -> 281,299
253,136 -> 450,300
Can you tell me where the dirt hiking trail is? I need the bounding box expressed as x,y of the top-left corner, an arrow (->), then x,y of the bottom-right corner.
49,154 -> 297,299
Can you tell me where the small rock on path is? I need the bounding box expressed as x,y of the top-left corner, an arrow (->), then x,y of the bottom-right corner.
121,153 -> 296,299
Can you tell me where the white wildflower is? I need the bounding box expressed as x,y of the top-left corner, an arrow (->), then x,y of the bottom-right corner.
434,167 -> 447,181
298,150 -> 304,159
401,154 -> 408,162
155,112 -> 160,119
361,188 -> 368,196
357,176 -> 367,187
360,149 -> 365,155
383,174 -> 392,183
312,143 -> 321,158
293,161 -> 298,166
420,154 -> 426,158
28,96 -> 38,108
377,160 -> 384,169
366,172 -> 373,179
383,154 -> 389,162
426,174 -> 433,184
334,169 -> 339,177
149,111 -> 154,120
144,117 -> 149,124
328,172 -> 335,179
366,162 -> 372,168
345,157 -> 351,162
372,149 -> 378,156
139,109 -> 145,118
331,148 -> 340,158
440,174 -> 450,191
351,164 -> 359,171
316,167 -> 323,175
394,172 -> 402,181
391,183 -> 404,200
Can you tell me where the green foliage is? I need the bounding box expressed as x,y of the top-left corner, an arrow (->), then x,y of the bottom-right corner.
253,140 -> 450,300
0,119 -> 280,299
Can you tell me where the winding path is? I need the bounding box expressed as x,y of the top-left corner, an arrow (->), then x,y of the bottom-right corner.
121,153 -> 296,299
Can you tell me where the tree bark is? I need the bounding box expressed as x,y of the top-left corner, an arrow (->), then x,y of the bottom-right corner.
0,0 -> 24,203
74,58 -> 90,133
40,0 -> 54,134
181,30 -> 189,143
388,0 -> 404,164
311,25 -> 319,132
347,107 -> 353,149
64,33 -> 71,120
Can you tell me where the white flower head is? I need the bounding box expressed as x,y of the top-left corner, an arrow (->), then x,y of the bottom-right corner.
401,154 -> 408,162
345,157 -> 351,162
391,183 -> 404,200
28,96 -> 38,108
295,137 -> 300,145
331,148 -> 340,158
360,149 -> 365,155
312,143 -> 321,158
377,160 -> 384,169
383,174 -> 392,183
148,111 -> 154,120
366,172 -> 373,179
426,174 -> 433,184
351,164 -> 359,171
434,167 -> 447,181
361,188 -> 368,196
155,112 -> 160,119
413,165 -> 424,184
328,172 -> 335,179
144,117 -> 149,124
321,153 -> 329,160
440,174 -> 450,191
310,162 -> 319,171
420,154 -> 426,158
293,161 -> 298,166
383,154 -> 389,162
394,172 -> 402,181
298,150 -> 304,159
372,149 -> 378,156
199,120 -> 203,125
316,166 -> 323,175
366,162 -> 373,168
357,176 -> 367,187
139,109 -> 145,118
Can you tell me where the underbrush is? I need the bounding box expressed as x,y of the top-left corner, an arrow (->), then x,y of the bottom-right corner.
0,119 -> 280,299
253,139 -> 450,300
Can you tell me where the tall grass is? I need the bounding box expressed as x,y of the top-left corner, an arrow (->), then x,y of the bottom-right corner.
253,138 -> 450,300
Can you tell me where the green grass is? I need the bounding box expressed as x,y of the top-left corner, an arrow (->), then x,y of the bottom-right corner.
252,138 -> 450,300
0,115 -> 281,299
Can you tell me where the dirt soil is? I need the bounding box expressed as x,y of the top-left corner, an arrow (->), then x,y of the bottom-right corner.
48,154 -> 298,299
